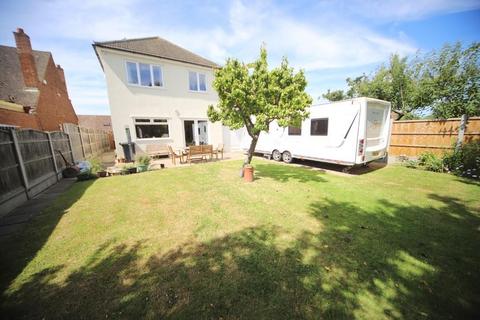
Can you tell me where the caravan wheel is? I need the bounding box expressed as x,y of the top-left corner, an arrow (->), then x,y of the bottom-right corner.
272,150 -> 282,161
282,151 -> 293,163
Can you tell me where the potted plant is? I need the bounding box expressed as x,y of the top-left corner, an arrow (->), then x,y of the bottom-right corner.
125,163 -> 137,174
136,155 -> 151,173
90,158 -> 107,178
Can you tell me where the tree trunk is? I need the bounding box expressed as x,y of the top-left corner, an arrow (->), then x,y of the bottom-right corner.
455,114 -> 468,152
240,135 -> 259,177
245,135 -> 259,165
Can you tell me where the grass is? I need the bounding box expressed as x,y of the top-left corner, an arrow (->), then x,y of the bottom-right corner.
0,159 -> 479,319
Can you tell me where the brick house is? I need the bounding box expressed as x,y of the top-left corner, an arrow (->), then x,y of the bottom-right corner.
0,28 -> 78,131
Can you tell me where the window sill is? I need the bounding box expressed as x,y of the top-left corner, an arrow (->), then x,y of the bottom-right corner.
135,137 -> 172,141
127,83 -> 166,90
189,90 -> 208,94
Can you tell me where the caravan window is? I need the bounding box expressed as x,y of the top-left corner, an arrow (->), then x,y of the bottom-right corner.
288,125 -> 301,135
310,118 -> 328,136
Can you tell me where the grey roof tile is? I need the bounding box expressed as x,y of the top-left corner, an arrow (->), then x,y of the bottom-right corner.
94,37 -> 219,68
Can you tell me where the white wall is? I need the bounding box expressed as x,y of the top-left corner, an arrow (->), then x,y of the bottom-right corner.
97,47 -> 225,157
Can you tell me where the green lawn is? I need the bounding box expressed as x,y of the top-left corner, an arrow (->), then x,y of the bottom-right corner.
1,159 -> 479,319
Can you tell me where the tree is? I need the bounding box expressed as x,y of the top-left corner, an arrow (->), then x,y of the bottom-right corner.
322,89 -> 347,102
207,47 -> 312,168
417,42 -> 480,119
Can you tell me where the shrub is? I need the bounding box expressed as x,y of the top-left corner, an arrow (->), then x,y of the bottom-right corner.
443,141 -> 480,179
417,152 -> 444,172
77,169 -> 97,181
89,158 -> 104,174
136,155 -> 151,166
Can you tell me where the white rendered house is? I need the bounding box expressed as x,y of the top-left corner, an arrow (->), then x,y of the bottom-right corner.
93,36 -> 227,158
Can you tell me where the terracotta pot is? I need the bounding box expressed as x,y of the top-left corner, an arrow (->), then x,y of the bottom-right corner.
96,171 -> 107,178
243,165 -> 254,182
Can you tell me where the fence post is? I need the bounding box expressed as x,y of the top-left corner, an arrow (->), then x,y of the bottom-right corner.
78,126 -> 86,159
47,132 -> 60,181
455,114 -> 467,152
11,129 -> 30,199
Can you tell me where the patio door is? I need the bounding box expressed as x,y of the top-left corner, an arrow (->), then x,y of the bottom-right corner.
183,120 -> 208,146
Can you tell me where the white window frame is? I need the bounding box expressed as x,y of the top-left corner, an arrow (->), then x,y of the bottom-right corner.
133,117 -> 170,140
125,61 -> 164,88
188,71 -> 207,92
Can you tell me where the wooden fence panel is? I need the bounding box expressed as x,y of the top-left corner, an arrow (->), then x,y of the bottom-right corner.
389,117 -> 480,157
17,129 -> 56,184
0,128 -> 23,204
51,131 -> 73,171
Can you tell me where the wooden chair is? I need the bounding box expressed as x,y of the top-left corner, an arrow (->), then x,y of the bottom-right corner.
167,145 -> 183,165
212,143 -> 224,159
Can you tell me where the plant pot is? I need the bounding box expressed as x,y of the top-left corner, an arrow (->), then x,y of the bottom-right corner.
243,165 -> 254,182
96,170 -> 107,178
128,167 -> 137,174
137,164 -> 148,173
160,163 -> 165,169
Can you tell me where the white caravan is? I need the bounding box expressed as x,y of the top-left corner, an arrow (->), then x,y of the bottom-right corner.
243,97 -> 392,167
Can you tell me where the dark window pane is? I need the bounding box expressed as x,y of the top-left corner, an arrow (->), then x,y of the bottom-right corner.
152,66 -> 163,87
135,119 -> 150,123
135,124 -> 169,138
184,120 -> 195,146
310,118 -> 328,136
288,126 -> 301,135
126,62 -> 138,84
139,63 -> 152,86
153,119 -> 167,123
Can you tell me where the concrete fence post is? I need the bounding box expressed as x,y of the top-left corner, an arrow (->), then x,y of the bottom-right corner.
47,132 -> 60,181
78,125 -> 86,159
11,129 -> 30,199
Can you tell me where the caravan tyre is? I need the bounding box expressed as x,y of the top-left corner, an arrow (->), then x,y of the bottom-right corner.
282,151 -> 293,163
272,150 -> 282,161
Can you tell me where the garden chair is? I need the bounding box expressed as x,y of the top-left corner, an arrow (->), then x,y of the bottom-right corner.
212,143 -> 224,159
167,145 -> 183,165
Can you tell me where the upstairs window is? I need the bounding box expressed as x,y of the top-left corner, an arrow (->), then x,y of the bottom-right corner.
189,71 -> 207,92
134,118 -> 169,139
288,125 -> 302,136
126,61 -> 163,87
310,118 -> 329,136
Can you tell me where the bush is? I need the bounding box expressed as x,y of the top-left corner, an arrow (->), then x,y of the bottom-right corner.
417,152 -> 445,172
77,169 -> 97,181
443,141 -> 480,179
89,158 -> 104,174
136,155 -> 151,166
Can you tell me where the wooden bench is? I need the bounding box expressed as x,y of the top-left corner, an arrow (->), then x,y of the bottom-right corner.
186,145 -> 213,164
146,144 -> 169,158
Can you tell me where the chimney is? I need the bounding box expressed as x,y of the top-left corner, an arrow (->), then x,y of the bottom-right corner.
14,28 -> 38,87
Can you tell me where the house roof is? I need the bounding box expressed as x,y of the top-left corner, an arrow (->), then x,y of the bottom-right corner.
0,45 -> 51,107
93,37 -> 219,69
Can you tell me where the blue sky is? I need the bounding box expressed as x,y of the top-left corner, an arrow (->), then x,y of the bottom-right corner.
0,0 -> 479,115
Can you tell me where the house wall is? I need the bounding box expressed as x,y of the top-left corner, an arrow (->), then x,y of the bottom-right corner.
97,48 -> 224,158
0,107 -> 41,129
35,57 -> 78,131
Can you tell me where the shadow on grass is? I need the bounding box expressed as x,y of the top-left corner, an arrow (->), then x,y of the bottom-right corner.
1,194 -> 479,319
0,180 -> 95,296
254,163 -> 327,183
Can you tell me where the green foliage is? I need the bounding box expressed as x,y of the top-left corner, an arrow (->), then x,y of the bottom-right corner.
417,42 -> 480,118
323,42 -> 480,119
322,89 -> 346,102
77,169 -> 97,181
89,158 -> 104,174
208,46 -> 312,164
443,141 -> 480,179
136,155 -> 151,166
417,152 -> 445,172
